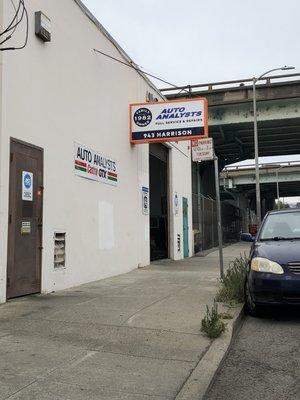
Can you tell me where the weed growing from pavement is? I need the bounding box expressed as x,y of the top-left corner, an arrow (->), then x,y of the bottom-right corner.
219,312 -> 233,319
216,253 -> 248,304
201,300 -> 226,339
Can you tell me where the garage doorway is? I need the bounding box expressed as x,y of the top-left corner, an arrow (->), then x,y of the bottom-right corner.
149,144 -> 169,261
7,139 -> 44,299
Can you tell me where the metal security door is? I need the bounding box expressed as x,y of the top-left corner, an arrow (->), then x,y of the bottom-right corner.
7,139 -> 43,299
183,197 -> 189,258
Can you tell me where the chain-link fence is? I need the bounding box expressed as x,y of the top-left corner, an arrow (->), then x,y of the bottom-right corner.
193,194 -> 242,253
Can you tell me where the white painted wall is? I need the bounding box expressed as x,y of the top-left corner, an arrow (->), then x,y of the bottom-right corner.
0,0 -> 193,302
0,0 -> 5,303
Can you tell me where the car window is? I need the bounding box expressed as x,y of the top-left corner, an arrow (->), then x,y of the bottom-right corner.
260,212 -> 300,240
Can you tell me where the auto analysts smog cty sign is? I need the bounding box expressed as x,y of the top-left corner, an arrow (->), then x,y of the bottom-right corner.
130,98 -> 208,144
74,142 -> 118,186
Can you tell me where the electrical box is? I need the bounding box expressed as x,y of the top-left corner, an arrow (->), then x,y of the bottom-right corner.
35,11 -> 51,42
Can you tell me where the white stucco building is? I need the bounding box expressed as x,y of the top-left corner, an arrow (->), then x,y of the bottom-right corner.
0,0 -> 193,303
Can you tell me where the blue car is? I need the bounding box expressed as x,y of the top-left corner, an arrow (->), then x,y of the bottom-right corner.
244,209 -> 300,315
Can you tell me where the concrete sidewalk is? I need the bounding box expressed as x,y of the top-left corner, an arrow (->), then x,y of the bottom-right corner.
0,243 -> 250,400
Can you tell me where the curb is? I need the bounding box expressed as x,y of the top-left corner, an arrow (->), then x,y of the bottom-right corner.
194,243 -> 232,258
175,305 -> 245,400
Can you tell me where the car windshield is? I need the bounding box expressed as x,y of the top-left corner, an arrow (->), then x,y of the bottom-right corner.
260,211 -> 300,240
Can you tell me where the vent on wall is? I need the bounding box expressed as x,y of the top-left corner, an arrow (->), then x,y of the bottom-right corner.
177,234 -> 181,252
54,232 -> 66,268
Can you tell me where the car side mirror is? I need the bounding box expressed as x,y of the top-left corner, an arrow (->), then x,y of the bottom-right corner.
240,233 -> 255,242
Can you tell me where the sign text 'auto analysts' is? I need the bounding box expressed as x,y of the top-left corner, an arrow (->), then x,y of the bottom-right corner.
130,98 -> 208,144
74,142 -> 118,186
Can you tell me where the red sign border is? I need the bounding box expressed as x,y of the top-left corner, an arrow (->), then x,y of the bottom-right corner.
129,97 -> 208,145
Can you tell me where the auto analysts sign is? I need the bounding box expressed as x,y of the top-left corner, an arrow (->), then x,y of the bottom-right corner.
74,142 -> 118,186
130,98 -> 208,144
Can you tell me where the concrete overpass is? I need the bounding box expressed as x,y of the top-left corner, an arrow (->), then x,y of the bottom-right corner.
163,75 -> 300,249
219,161 -> 300,219
221,161 -> 300,198
162,74 -> 300,164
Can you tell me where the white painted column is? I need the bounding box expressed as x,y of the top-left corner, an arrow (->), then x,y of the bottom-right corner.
0,1 -> 8,303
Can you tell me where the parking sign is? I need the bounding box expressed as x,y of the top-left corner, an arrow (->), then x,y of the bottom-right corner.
22,171 -> 33,201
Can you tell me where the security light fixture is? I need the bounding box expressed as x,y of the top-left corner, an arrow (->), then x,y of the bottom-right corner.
35,11 -> 51,42
281,66 -> 295,71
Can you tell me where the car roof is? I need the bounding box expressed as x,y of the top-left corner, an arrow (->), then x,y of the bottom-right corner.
268,208 -> 300,215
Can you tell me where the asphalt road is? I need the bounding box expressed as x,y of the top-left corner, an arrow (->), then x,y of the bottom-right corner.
205,307 -> 300,400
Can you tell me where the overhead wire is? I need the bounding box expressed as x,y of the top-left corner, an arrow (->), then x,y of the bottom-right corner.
0,2 -> 186,83
93,48 -> 191,157
2,2 -> 26,36
8,0 -> 18,34
93,48 -> 189,94
0,0 -> 18,46
132,62 -> 179,89
0,0 -> 22,36
0,0 -> 29,51
0,4 -> 185,87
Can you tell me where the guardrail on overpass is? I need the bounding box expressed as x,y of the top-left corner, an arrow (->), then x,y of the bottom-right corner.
161,73 -> 300,104
163,74 -> 300,162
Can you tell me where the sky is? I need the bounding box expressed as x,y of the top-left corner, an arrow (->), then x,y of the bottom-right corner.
82,0 -> 300,87
82,0 -> 300,204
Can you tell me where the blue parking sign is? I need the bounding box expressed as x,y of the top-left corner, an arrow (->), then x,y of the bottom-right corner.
22,171 -> 33,201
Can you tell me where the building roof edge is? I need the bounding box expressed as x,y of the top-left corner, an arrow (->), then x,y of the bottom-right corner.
73,0 -> 164,100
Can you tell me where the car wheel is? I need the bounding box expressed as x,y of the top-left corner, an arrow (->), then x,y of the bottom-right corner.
244,279 -> 260,317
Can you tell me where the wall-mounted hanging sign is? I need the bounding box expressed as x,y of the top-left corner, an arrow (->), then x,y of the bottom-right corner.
192,138 -> 214,162
142,187 -> 149,215
22,171 -> 33,201
74,142 -> 118,186
174,192 -> 179,215
130,98 -> 208,144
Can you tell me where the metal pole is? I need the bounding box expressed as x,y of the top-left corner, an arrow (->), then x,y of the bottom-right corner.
276,170 -> 280,210
253,79 -> 262,226
214,155 -> 224,279
211,201 -> 214,246
197,162 -> 201,231
251,67 -> 295,223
